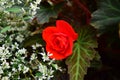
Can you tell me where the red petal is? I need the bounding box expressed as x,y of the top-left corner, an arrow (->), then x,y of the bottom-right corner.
64,38 -> 73,57
42,26 -> 57,42
56,20 -> 78,41
46,38 -> 73,60
46,44 -> 66,60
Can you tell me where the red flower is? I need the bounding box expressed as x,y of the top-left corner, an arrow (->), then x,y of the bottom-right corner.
42,20 -> 78,60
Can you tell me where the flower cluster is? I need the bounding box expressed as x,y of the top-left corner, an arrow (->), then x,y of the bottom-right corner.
0,0 -> 62,80
0,41 -> 61,79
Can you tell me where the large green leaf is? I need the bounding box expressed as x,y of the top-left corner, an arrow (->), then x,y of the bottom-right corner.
91,0 -> 120,33
36,2 -> 63,24
66,26 -> 97,80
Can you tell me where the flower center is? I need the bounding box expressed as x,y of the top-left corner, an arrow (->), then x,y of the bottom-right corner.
51,33 -> 69,52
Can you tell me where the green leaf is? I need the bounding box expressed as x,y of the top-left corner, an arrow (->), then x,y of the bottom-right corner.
6,6 -> 22,13
36,2 -> 63,24
90,52 -> 102,69
35,72 -> 42,77
66,26 -> 98,80
91,0 -> 120,33
23,16 -> 32,20
0,26 -> 11,33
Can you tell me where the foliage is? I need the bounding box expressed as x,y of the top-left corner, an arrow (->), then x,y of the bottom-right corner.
36,1 -> 64,24
66,26 -> 97,80
1,0 -> 120,80
90,0 -> 120,80
0,0 -> 61,79
91,0 -> 120,33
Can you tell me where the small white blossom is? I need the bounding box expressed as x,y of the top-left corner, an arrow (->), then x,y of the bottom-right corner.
18,48 -> 26,55
32,43 -> 42,50
1,76 -> 9,80
15,34 -> 24,42
47,52 -> 53,57
30,0 -> 42,15
0,0 -> 61,79
38,63 -> 47,73
39,48 -> 53,62
0,67 -> 3,74
36,43 -> 42,47
1,60 -> 10,69
32,45 -> 36,50
17,0 -> 22,4
39,52 -> 50,62
18,64 -> 29,73
11,42 -> 19,50
18,64 -> 22,71
47,68 -> 54,80
12,68 -> 17,73
30,53 -> 37,61
34,0 -> 41,4
23,66 -> 29,74
30,3 -> 39,11
8,73 -> 11,77
51,64 -> 62,71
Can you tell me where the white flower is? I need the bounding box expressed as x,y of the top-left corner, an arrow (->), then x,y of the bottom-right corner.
0,0 -> 62,79
39,48 -> 53,62
0,46 -> 5,53
39,52 -> 50,62
18,48 -> 26,55
0,67 -> 3,74
17,0 -> 22,4
30,53 -> 37,61
38,78 -> 43,80
30,3 -> 39,11
12,68 -> 17,72
15,34 -> 24,42
29,0 -> 42,15
11,42 -> 19,50
47,52 -> 53,57
34,0 -> 41,4
18,64 -> 22,71
32,45 -> 36,50
32,43 -> 42,50
47,68 -> 54,80
23,66 -> 29,74
15,48 -> 27,57
36,43 -> 42,47
51,64 -> 62,71
8,72 -> 11,77
1,60 -> 10,69
38,63 -> 47,73
18,64 -> 29,74
31,11 -> 37,16
11,0 -> 15,3
1,76 -> 9,80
